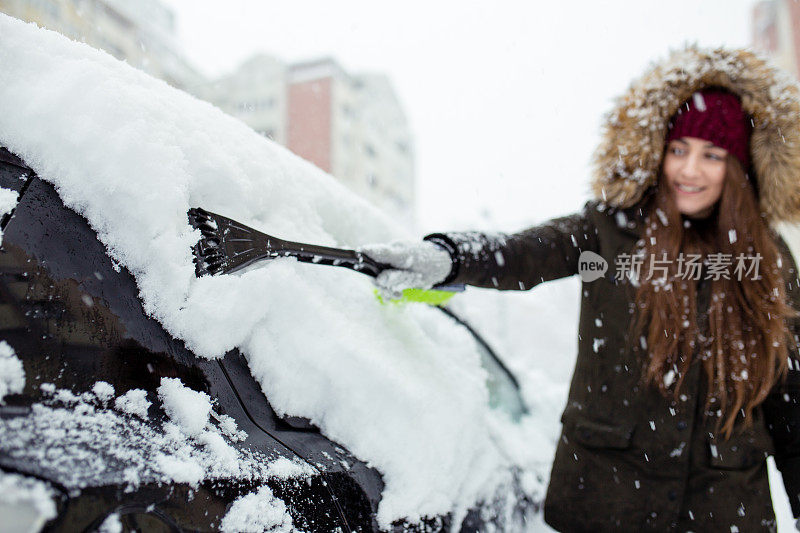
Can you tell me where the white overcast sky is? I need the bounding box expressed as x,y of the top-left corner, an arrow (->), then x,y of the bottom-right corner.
164,0 -> 757,234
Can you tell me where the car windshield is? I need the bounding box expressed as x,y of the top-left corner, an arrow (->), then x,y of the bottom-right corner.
437,307 -> 527,422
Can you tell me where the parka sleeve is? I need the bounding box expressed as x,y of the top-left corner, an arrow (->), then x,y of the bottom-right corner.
424,200 -> 600,291
763,237 -> 800,518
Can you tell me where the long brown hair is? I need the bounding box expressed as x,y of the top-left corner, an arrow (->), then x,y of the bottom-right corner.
629,156 -> 798,437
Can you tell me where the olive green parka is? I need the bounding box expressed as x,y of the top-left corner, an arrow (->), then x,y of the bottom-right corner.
427,46 -> 800,532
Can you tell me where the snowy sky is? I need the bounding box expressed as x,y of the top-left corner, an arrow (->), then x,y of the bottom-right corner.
163,0 -> 757,233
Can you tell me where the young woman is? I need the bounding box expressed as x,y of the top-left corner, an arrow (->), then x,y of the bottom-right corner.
364,46 -> 800,531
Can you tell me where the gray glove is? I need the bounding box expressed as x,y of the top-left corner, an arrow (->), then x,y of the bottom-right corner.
359,240 -> 453,298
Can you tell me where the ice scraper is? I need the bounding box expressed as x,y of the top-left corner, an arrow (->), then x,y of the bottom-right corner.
187,207 -> 461,305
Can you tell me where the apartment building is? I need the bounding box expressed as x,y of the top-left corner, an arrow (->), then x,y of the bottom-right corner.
1,2 -> 415,226
753,0 -> 800,77
200,56 -> 416,227
0,0 -> 202,90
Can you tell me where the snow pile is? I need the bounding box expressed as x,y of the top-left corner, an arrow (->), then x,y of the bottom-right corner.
0,186 -> 18,245
158,377 -> 212,436
0,340 -> 24,404
0,471 -> 57,529
115,388 -> 151,418
98,513 -> 122,533
0,380 -> 315,490
220,486 -> 300,533
0,15 -> 550,527
92,381 -> 115,402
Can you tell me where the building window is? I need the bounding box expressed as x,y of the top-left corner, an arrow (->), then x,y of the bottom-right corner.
31,0 -> 60,19
100,2 -> 134,30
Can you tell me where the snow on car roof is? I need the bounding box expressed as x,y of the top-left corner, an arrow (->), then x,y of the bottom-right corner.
0,14 -> 551,528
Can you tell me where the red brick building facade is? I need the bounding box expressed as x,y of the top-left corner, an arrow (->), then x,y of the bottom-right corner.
288,77 -> 333,173
753,0 -> 800,78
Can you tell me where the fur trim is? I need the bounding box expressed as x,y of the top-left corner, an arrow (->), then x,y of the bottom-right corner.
591,45 -> 800,225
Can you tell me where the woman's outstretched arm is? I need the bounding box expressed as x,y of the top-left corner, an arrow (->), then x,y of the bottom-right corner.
424,200 -> 601,290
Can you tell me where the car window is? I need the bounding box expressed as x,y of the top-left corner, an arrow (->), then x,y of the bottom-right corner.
437,307 -> 527,422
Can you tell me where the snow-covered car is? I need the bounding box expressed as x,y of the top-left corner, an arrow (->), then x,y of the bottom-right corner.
0,14 -> 548,532
0,145 -> 528,532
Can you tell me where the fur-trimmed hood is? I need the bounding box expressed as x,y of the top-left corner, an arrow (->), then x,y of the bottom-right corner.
591,45 -> 800,225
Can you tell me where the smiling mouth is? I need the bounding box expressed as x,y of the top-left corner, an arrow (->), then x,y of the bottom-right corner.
675,183 -> 705,194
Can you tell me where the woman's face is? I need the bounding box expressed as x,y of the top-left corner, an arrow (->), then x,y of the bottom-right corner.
662,137 -> 728,218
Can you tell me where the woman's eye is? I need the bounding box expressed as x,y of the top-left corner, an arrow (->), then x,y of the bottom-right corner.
669,147 -> 685,155
705,152 -> 724,161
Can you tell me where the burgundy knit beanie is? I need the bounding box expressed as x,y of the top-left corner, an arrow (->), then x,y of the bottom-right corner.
666,89 -> 752,170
